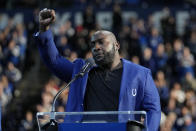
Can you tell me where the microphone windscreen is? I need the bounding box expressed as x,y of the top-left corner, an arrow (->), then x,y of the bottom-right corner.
85,58 -> 96,67
79,58 -> 96,77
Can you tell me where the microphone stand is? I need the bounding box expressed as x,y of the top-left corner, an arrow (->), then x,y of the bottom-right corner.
41,67 -> 89,131
51,62 -> 91,113
51,74 -> 80,113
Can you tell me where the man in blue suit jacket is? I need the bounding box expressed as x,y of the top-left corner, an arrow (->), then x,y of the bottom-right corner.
35,9 -> 161,130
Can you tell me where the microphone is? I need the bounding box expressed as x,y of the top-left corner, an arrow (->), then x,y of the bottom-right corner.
41,58 -> 96,130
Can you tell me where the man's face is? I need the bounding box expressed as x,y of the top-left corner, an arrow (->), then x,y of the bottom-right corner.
90,33 -> 116,67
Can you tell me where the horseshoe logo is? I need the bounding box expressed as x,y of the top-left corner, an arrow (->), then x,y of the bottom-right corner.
132,89 -> 137,96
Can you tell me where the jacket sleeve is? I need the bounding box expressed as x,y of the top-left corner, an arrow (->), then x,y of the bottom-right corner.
142,70 -> 161,131
34,30 -> 74,82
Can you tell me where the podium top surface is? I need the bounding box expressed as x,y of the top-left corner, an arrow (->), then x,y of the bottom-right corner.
36,111 -> 147,131
37,111 -> 146,116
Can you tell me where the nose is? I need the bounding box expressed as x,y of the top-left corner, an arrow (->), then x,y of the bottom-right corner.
92,42 -> 101,52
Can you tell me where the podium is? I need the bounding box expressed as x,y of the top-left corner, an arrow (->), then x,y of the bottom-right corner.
36,111 -> 147,131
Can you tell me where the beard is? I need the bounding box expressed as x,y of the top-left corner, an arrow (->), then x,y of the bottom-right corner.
93,45 -> 116,69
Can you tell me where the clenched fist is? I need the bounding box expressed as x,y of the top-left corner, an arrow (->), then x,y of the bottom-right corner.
39,8 -> 56,32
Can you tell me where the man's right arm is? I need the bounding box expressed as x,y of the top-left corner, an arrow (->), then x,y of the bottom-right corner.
35,9 -> 74,82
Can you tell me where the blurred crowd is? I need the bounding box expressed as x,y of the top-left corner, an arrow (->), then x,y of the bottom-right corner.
1,1 -> 196,131
0,15 -> 25,129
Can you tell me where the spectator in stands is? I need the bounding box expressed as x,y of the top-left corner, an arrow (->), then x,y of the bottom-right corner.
82,5 -> 96,31
44,81 -> 58,97
127,28 -> 142,58
170,82 -> 185,105
182,72 -> 196,91
185,90 -> 196,118
131,55 -> 140,65
179,47 -> 195,78
155,71 -> 169,112
118,25 -> 131,53
1,75 -> 13,95
182,114 -> 196,131
161,7 -> 176,43
112,3 -> 122,35
19,111 -> 34,131
36,91 -> 53,112
137,19 -> 148,51
4,39 -> 20,66
154,44 -> 168,71
148,27 -> 163,54
84,51 -> 93,59
188,31 -> 196,58
184,12 -> 196,43
166,98 -> 178,115
168,39 -> 184,80
56,36 -> 71,56
160,112 -> 177,131
0,81 -> 12,115
63,21 -> 75,39
141,47 -> 156,75
75,35 -> 90,57
5,62 -> 22,83
15,23 -> 27,63
68,51 -> 78,62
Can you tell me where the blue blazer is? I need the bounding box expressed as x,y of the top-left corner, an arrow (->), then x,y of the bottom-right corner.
35,30 -> 161,131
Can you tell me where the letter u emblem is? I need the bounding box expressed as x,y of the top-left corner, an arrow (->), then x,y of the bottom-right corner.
132,89 -> 137,96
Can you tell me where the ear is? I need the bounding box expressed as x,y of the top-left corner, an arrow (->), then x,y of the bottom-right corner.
115,42 -> 120,51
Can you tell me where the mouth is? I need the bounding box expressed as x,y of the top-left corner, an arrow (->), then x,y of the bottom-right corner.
93,54 -> 104,61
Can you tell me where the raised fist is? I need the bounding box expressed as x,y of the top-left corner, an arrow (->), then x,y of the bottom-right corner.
39,8 -> 56,32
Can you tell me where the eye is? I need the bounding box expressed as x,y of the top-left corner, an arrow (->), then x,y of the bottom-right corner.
98,40 -> 104,45
90,42 -> 95,48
